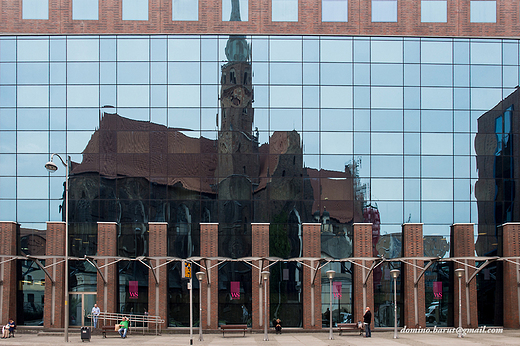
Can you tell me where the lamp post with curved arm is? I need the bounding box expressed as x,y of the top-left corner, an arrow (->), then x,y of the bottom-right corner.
196,271 -> 205,341
455,268 -> 465,338
326,270 -> 335,340
262,271 -> 270,341
390,269 -> 400,339
45,154 -> 69,342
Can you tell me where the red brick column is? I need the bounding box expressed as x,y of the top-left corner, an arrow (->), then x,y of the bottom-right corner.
500,223 -> 520,328
352,223 -> 374,323
0,222 -> 18,324
97,222 -> 118,321
148,222 -> 168,329
44,222 -> 66,328
402,223 -> 425,328
200,223 -> 218,330
252,223 -> 269,331
302,223 -> 321,329
450,223 -> 478,328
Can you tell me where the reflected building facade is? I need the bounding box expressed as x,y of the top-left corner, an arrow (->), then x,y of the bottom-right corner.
1,0 -> 520,331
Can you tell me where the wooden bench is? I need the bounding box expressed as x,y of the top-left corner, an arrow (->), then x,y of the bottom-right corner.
220,324 -> 248,337
101,325 -> 127,338
337,322 -> 363,336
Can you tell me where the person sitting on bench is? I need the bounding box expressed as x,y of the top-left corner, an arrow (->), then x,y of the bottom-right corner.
115,317 -> 129,338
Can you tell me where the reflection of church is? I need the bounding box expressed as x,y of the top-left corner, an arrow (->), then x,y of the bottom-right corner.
57,33 -> 366,327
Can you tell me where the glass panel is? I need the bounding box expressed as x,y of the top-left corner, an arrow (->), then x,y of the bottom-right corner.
470,0 -> 496,23
322,0 -> 348,22
122,0 -> 149,20
421,0 -> 447,23
222,0 -> 248,21
173,0 -> 198,20
272,0 -> 298,22
372,0 -> 397,22
23,0 -> 48,20
72,0 -> 99,20
18,260 -> 46,325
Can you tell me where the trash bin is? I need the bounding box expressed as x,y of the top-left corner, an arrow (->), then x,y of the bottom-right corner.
81,326 -> 91,342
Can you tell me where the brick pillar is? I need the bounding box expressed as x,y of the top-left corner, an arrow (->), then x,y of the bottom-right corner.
44,222 -> 66,328
0,222 -> 18,325
352,223 -> 374,323
500,223 -> 520,328
302,223 -> 321,329
450,223 -> 478,328
97,222 -> 118,322
251,223 -> 269,331
200,223 -> 218,330
148,222 -> 168,329
402,223 -> 425,328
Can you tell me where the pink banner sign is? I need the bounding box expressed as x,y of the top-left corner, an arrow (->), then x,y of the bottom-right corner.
333,281 -> 342,299
230,281 -> 240,300
433,281 -> 442,299
129,281 -> 138,299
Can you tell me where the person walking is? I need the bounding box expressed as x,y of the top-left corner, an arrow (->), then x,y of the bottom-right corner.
91,303 -> 100,328
363,307 -> 372,337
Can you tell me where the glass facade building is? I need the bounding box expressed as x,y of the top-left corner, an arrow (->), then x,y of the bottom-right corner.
1,34 -> 519,327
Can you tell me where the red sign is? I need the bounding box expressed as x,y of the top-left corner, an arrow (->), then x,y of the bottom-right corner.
433,281 -> 442,299
333,281 -> 342,299
129,281 -> 138,299
231,281 -> 240,300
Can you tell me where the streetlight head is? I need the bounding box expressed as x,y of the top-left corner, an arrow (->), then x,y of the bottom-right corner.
45,161 -> 58,172
196,271 -> 205,281
390,269 -> 400,279
455,268 -> 464,278
261,271 -> 270,281
326,270 -> 336,280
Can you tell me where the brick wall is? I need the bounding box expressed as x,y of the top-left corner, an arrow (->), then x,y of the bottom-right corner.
302,223 -> 321,329
44,222 -> 66,328
352,223 -> 374,323
252,223 -> 269,331
402,223 -> 425,328
0,222 -> 18,324
500,223 -> 520,328
148,222 -> 168,329
200,223 -> 218,329
450,223 -> 478,328
1,0 -> 519,37
96,222 -> 118,320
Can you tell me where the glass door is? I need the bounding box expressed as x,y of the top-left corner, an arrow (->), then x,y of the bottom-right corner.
69,293 -> 97,327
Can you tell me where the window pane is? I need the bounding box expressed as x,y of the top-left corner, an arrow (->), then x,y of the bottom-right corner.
122,0 -> 149,21
272,0 -> 298,22
322,0 -> 348,22
372,0 -> 397,22
421,0 -> 447,23
23,0 -> 48,20
470,1 -> 496,23
73,0 -> 99,20
173,0 -> 198,20
222,0 -> 248,21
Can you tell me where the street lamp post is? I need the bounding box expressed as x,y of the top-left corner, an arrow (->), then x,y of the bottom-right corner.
195,271 -> 205,341
455,268 -> 465,338
390,269 -> 400,339
326,270 -> 335,340
45,154 -> 69,342
261,271 -> 270,341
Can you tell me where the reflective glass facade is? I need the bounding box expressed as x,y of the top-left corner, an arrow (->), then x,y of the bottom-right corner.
1,34 -> 519,327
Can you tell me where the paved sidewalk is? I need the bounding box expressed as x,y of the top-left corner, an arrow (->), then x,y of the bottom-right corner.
0,329 -> 518,346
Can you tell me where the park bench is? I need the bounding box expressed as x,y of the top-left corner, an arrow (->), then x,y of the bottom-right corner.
220,324 -> 248,337
101,325 -> 127,338
337,322 -> 363,336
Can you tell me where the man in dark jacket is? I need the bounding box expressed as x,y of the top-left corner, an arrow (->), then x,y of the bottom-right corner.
363,307 -> 372,337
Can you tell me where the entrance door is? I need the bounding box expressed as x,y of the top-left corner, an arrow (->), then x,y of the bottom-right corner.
70,293 -> 97,327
